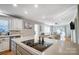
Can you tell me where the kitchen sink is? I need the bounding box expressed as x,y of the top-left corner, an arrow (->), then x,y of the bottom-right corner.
22,39 -> 53,52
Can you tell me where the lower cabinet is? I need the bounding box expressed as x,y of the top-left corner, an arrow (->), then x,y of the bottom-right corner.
0,37 -> 9,52
11,40 -> 17,54
11,40 -> 33,55
16,45 -> 32,55
0,41 -> 2,53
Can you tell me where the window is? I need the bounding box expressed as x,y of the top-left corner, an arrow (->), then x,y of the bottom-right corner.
0,20 -> 8,32
44,26 -> 50,35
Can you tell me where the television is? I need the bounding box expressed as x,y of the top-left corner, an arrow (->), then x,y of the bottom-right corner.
70,21 -> 75,30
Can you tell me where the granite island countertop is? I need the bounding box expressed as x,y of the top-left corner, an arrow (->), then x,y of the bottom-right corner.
11,35 -> 79,55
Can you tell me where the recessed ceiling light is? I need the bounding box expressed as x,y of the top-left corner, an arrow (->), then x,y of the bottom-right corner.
42,16 -> 46,19
13,4 -> 18,7
34,4 -> 38,8
0,10 -> 2,13
24,11 -> 28,14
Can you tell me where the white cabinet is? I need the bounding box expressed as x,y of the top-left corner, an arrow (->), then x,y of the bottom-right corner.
16,44 -> 32,55
11,18 -> 23,30
11,40 -> 16,54
11,40 -> 32,55
0,41 -> 2,52
0,37 -> 9,52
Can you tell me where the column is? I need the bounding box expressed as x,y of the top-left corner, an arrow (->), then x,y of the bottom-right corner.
75,5 -> 79,44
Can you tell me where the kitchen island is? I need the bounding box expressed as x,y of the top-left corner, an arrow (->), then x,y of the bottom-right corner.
11,35 -> 79,55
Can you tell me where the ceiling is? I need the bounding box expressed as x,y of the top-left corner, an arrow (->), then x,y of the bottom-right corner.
0,4 -> 77,26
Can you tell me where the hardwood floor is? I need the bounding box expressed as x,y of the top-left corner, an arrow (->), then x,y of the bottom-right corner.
0,50 -> 14,55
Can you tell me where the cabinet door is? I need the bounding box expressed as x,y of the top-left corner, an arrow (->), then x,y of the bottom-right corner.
16,45 -> 32,55
11,40 -> 16,54
2,38 -> 9,51
0,41 -> 3,52
0,38 -> 9,52
11,19 -> 23,30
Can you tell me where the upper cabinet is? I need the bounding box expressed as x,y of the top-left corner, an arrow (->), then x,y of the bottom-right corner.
10,18 -> 23,30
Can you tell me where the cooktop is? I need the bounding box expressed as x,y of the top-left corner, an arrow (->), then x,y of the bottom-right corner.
22,39 -> 53,52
